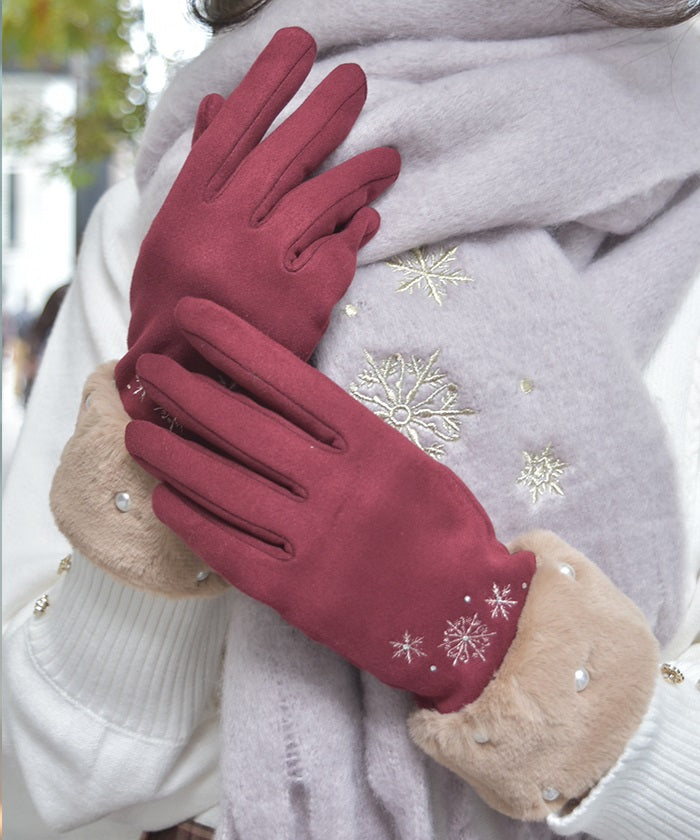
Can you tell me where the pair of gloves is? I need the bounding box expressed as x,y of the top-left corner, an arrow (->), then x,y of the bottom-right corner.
52,27 -> 659,822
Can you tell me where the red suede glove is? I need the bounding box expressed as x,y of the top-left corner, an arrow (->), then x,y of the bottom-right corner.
125,298 -> 536,713
115,27 -> 400,421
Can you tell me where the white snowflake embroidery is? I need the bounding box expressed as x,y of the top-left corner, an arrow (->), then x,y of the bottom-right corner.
153,405 -> 183,432
387,245 -> 474,306
348,349 -> 476,459
440,615 -> 495,666
390,632 -> 427,664
485,583 -> 518,620
517,443 -> 569,503
126,374 -> 147,401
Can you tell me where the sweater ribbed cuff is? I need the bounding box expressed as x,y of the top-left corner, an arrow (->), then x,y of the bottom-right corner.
548,661 -> 700,840
27,551 -> 229,741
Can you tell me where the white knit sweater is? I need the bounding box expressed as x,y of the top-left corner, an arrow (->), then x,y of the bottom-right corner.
2,180 -> 700,839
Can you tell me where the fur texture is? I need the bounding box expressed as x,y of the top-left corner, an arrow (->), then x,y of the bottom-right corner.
50,362 -> 228,597
409,530 -> 659,821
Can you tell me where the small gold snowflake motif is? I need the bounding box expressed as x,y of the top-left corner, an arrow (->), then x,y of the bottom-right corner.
391,632 -> 427,664
517,444 -> 568,503
386,245 -> 473,306
33,594 -> 50,616
57,555 -> 72,574
349,349 -> 476,459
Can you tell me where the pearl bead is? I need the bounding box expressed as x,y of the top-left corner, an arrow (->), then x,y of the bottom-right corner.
464,595 -> 471,603
473,732 -> 489,744
559,563 -> 576,579
196,571 -> 210,583
575,668 -> 590,692
542,787 -> 560,802
114,492 -> 132,512
430,665 -> 438,673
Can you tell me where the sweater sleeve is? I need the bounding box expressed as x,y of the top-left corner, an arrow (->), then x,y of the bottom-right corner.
547,656 -> 700,840
3,552 -> 230,832
548,275 -> 700,838
2,177 -> 226,832
2,178 -> 136,623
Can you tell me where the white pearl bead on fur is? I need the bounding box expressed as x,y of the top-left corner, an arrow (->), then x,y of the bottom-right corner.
575,668 -> 590,692
114,492 -> 132,512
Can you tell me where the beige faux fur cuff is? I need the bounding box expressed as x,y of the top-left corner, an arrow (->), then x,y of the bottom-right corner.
50,361 -> 228,597
409,530 -> 659,822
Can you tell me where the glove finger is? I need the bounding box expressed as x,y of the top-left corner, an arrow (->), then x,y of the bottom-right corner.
125,419 -> 301,553
192,93 -> 225,145
278,146 -> 399,256
297,207 -> 381,304
191,27 -> 317,195
288,207 -> 380,313
242,63 -> 368,222
174,297 -> 368,440
152,483 -> 290,598
135,352 -> 328,486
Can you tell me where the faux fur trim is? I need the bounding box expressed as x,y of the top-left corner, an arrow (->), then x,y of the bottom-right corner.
50,362 -> 228,598
408,529 -> 659,821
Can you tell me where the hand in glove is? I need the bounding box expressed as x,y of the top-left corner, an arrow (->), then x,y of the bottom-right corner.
125,297 -> 536,713
115,26 -> 400,421
50,27 -> 398,594
126,298 -> 660,818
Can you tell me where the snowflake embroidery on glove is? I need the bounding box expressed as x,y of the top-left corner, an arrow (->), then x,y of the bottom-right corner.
387,245 -> 473,306
485,583 -> 518,620
349,349 -> 476,459
153,405 -> 183,433
126,374 -> 147,401
390,632 -> 427,664
440,615 -> 495,665
517,443 -> 569,503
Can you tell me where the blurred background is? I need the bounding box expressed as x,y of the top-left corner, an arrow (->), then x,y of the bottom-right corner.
2,0 -> 208,482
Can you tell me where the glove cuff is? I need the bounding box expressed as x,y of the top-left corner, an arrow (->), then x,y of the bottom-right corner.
50,361 -> 228,597
409,530 -> 659,821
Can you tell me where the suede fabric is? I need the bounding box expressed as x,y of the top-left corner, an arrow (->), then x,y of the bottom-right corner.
409,530 -> 659,821
50,362 -> 226,597
126,5 -> 700,839
126,299 -> 537,713
117,27 -> 399,422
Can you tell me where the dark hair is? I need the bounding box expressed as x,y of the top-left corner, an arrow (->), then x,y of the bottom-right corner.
579,0 -> 699,28
188,0 -> 273,31
189,0 -> 699,32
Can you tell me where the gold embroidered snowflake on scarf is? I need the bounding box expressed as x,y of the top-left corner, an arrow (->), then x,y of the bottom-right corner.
387,245 -> 473,306
348,349 -> 475,459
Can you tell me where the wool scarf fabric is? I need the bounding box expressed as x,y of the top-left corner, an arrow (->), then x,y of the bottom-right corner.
134,3 -> 700,838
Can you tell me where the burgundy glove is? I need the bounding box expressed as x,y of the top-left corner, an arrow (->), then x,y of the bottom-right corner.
125,298 -> 536,713
116,27 -> 400,421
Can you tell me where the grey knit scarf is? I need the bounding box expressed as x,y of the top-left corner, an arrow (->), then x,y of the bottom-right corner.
135,2 -> 700,838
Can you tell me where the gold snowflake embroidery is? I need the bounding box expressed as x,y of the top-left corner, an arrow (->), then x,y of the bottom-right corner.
349,349 -> 476,459
386,245 -> 473,306
517,444 -> 569,503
